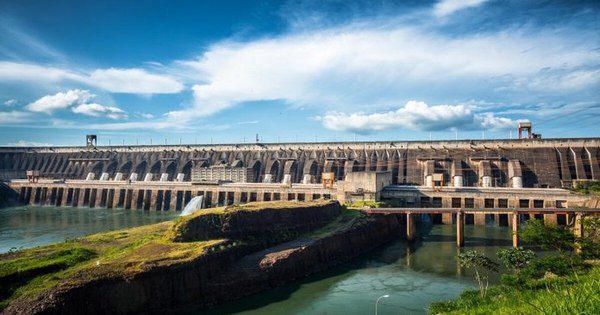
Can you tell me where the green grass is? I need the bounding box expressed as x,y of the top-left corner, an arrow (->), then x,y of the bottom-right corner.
0,200 -> 339,310
570,180 -> 600,195
307,207 -> 363,238
429,264 -> 600,315
0,220 -> 225,310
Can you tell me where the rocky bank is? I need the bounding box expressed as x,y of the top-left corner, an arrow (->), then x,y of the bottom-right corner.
2,200 -> 399,315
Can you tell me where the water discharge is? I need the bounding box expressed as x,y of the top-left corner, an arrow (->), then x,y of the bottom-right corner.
181,196 -> 204,216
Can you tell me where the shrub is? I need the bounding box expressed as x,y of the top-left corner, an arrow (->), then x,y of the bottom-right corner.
459,250 -> 499,298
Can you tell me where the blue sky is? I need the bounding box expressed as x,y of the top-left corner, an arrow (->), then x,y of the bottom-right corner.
0,0 -> 599,146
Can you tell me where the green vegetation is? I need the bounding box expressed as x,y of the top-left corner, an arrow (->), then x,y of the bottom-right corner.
430,216 -> 600,314
345,199 -> 403,208
0,219 -> 226,309
0,200 -> 345,311
458,250 -> 499,298
429,266 -> 600,315
570,180 -> 600,195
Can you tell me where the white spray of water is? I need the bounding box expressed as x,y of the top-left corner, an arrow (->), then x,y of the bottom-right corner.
180,196 -> 204,216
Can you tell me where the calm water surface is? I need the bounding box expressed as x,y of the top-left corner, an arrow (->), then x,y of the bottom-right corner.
1,208 -> 517,314
194,220 -> 516,315
0,205 -> 178,253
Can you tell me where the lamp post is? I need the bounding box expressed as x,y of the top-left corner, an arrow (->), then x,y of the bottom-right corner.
375,294 -> 389,315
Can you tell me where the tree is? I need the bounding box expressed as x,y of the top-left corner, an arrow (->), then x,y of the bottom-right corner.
520,219 -> 575,253
459,250 -> 499,298
497,247 -> 535,274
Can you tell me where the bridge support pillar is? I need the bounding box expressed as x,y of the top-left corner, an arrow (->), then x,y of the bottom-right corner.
512,213 -> 519,248
442,213 -> 453,224
474,214 -> 486,225
456,212 -> 464,247
406,213 -> 416,242
544,214 -> 558,226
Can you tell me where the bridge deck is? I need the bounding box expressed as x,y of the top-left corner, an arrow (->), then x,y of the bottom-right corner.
364,207 -> 600,215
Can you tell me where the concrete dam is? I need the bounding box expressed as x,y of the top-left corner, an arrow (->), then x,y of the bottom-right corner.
1,137 -> 599,214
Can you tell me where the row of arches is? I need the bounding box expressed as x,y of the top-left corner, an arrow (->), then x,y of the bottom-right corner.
0,145 -> 598,187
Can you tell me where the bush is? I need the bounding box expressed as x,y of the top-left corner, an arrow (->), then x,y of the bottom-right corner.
519,255 -> 589,280
520,219 -> 575,253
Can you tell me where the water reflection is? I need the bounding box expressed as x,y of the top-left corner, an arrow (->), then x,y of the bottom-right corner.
193,222 -> 516,315
0,206 -> 177,253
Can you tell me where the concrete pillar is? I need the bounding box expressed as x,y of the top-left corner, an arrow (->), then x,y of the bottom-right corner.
144,173 -> 154,182
233,191 -> 242,204
149,190 -> 158,210
176,173 -> 185,182
453,175 -> 463,187
512,213 -> 519,247
512,176 -> 523,188
169,191 -> 178,211
263,174 -> 273,183
99,173 -> 109,181
481,176 -> 492,187
114,172 -> 123,181
61,188 -> 71,207
442,213 -> 453,224
456,212 -> 464,247
211,191 -> 219,207
78,189 -> 87,207
302,174 -> 312,184
86,172 -> 95,180
160,173 -> 169,182
544,214 -> 558,226
425,175 -> 433,187
282,174 -> 292,185
407,213 -> 416,242
130,173 -> 138,181
130,189 -> 139,210
257,191 -> 265,202
112,189 -> 121,208
474,214 -> 486,225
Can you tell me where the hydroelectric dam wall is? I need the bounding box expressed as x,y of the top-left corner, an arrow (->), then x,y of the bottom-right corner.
1,138 -> 599,211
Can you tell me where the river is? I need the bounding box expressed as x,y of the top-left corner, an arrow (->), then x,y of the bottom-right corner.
0,207 -> 516,314
0,205 -> 177,253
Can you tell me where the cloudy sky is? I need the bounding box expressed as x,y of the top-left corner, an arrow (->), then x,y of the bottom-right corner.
0,0 -> 598,146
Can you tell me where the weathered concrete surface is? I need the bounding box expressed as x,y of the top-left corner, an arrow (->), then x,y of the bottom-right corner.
1,138 -> 598,188
3,207 -> 399,315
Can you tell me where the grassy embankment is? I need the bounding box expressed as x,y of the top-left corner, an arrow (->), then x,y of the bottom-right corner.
429,259 -> 600,314
0,199 -> 353,310
429,214 -> 600,315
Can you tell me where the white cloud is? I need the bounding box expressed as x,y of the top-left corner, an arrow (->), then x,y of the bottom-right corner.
167,22 -> 598,121
317,100 -> 518,133
0,111 -> 31,123
135,112 -> 154,119
509,68 -> 600,93
5,140 -> 52,147
3,99 -> 17,107
72,103 -> 128,120
26,89 -> 94,113
0,61 -> 81,83
86,68 -> 183,94
433,0 -> 489,17
0,62 -> 183,94
26,89 -> 129,119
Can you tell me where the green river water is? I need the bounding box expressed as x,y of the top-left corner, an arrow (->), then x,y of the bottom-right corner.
0,207 -> 517,314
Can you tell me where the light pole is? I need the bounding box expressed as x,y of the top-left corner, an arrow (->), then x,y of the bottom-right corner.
375,294 -> 389,315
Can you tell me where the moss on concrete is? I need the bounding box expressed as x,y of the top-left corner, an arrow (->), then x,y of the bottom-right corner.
0,200 -> 341,311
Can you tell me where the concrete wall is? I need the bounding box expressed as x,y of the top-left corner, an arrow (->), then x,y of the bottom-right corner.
1,138 -> 598,188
